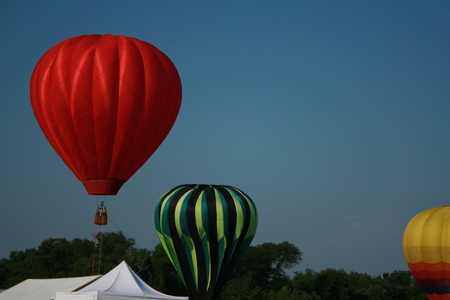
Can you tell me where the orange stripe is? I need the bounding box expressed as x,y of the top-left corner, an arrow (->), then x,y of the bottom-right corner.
409,262 -> 450,273
427,294 -> 450,299
408,262 -> 450,281
411,269 -> 448,281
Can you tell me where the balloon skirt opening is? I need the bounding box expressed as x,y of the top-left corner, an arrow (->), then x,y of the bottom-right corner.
82,180 -> 125,195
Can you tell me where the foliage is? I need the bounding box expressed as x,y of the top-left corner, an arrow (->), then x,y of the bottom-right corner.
0,232 -> 428,300
0,232 -> 132,288
230,241 -> 302,290
145,244 -> 187,296
289,269 -> 427,300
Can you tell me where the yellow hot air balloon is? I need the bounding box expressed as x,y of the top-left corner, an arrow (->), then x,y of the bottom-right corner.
403,206 -> 450,300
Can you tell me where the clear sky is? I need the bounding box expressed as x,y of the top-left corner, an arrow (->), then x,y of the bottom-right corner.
1,1 -> 449,276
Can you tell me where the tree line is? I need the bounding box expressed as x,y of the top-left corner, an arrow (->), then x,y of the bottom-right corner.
0,231 -> 426,299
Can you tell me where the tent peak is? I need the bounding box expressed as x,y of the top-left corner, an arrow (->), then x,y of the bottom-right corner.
55,261 -> 188,300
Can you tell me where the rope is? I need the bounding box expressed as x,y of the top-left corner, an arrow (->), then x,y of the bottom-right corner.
107,215 -> 144,250
106,215 -> 151,274
91,223 -> 106,275
89,196 -> 148,274
98,223 -> 104,274
91,225 -> 98,275
90,195 -> 110,275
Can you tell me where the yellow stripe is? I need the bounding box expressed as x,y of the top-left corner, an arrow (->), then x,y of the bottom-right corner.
403,206 -> 450,264
183,234 -> 198,289
216,189 -> 225,242
195,191 -> 205,239
174,192 -> 190,237
192,191 -> 206,289
156,232 -> 185,283
233,194 -> 244,240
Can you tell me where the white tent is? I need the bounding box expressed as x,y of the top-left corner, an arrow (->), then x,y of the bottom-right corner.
55,261 -> 188,300
0,275 -> 101,300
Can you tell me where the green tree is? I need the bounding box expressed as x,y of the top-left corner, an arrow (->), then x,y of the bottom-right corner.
380,270 -> 427,300
146,243 -> 187,296
218,272 -> 266,300
231,241 -> 302,290
92,231 -> 135,274
291,269 -> 318,294
0,232 -> 135,288
123,247 -> 152,282
0,234 -> 429,300
219,241 -> 302,299
345,271 -> 387,300
312,268 -> 350,300
1,248 -> 41,287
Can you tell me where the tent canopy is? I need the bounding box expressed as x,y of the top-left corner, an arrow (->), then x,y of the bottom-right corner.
0,275 -> 101,300
55,261 -> 188,300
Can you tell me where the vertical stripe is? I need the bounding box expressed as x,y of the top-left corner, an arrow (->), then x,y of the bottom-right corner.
403,206 -> 450,298
154,184 -> 258,300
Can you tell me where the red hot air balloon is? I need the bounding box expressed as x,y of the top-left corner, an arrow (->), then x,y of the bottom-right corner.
30,34 -> 182,195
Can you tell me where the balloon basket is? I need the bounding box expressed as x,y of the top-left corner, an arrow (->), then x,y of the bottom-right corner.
94,202 -> 108,225
94,213 -> 107,225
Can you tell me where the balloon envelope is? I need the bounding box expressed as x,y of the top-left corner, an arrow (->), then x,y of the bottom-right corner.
30,34 -> 182,195
403,206 -> 450,300
154,184 -> 258,300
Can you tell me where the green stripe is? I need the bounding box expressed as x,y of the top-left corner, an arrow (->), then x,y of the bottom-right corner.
154,184 -> 258,299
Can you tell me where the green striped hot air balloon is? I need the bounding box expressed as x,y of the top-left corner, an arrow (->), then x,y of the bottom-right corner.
154,184 -> 258,300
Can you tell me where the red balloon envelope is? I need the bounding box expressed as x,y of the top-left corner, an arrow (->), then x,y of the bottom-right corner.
30,34 -> 182,195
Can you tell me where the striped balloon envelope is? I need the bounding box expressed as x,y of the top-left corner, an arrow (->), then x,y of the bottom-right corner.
154,184 -> 258,300
403,206 -> 450,300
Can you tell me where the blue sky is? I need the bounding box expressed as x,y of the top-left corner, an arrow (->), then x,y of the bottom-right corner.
1,1 -> 449,276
